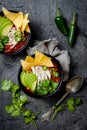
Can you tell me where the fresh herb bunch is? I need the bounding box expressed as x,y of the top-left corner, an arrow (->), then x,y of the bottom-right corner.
1,79 -> 38,128
52,97 -> 82,122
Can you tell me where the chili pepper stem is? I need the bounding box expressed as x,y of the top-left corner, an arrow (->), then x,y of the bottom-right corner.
72,12 -> 76,25
57,8 -> 61,17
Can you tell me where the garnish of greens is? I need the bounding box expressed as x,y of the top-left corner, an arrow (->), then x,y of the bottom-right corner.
1,79 -> 38,128
52,97 -> 82,122
1,79 -> 83,125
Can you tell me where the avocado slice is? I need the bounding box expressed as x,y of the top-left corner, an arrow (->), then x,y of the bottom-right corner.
20,71 -> 27,86
0,23 -> 13,36
0,18 -> 7,28
0,17 -> 10,25
0,17 -> 13,36
27,74 -> 37,92
24,72 -> 37,92
24,72 -> 34,86
20,71 -> 37,93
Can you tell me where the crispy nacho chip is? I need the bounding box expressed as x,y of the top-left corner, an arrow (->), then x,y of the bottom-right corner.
35,51 -> 53,67
40,59 -> 53,67
21,60 -> 36,71
13,12 -> 23,29
25,24 -> 30,33
21,13 -> 30,33
21,51 -> 53,71
35,51 -> 51,61
25,56 -> 35,63
2,7 -> 18,21
2,7 -> 30,33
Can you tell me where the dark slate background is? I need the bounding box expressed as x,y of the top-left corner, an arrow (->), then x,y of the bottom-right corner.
0,0 -> 87,130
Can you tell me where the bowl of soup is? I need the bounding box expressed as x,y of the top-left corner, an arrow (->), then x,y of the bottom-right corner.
18,51 -> 63,98
0,7 -> 31,55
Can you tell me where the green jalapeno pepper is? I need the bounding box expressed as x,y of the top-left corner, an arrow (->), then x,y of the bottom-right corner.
68,12 -> 76,47
1,36 -> 9,45
55,8 -> 67,36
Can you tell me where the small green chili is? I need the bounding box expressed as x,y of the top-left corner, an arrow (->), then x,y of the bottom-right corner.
42,66 -> 47,71
55,8 -> 67,36
53,71 -> 59,77
0,41 -> 4,51
14,30 -> 22,42
15,35 -> 22,42
1,36 -> 9,44
14,30 -> 21,36
68,12 -> 76,47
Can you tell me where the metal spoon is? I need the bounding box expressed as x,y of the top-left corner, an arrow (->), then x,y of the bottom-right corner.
41,75 -> 84,121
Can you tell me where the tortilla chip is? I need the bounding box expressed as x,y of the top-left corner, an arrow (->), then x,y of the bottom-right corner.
21,51 -> 53,71
13,12 -> 23,29
40,59 -> 53,67
21,13 -> 30,32
25,56 -> 35,63
21,60 -> 36,71
35,51 -> 51,59
25,24 -> 30,33
34,51 -> 53,67
35,51 -> 50,61
2,7 -> 30,33
2,7 -> 18,21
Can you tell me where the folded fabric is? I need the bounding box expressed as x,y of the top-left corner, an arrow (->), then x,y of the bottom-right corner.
27,38 -> 70,81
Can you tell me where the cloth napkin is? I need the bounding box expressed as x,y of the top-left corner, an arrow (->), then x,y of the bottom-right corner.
27,38 -> 70,81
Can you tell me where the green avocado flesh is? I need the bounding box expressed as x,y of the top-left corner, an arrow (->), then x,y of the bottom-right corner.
20,71 -> 37,93
0,16 -> 13,36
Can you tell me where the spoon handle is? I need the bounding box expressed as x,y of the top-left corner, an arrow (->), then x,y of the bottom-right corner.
41,92 -> 69,121
56,92 -> 69,106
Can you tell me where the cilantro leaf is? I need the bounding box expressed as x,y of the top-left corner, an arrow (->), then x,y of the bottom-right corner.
11,84 -> 19,93
66,97 -> 75,106
5,105 -> 14,114
1,79 -> 38,127
25,116 -> 37,128
23,110 -> 31,117
12,84 -> 20,98
25,117 -> 33,124
67,105 -> 75,112
66,97 -> 75,112
75,98 -> 83,106
1,79 -> 13,91
5,104 -> 21,117
20,95 -> 28,104
12,98 -> 22,109
11,109 -> 21,117
12,91 -> 20,98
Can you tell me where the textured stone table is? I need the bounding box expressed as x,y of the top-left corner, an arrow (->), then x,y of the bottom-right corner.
0,0 -> 87,130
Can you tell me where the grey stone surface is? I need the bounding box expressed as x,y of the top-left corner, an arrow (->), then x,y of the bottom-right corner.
0,0 -> 87,130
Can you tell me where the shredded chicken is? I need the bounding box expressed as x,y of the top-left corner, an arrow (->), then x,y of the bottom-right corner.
6,27 -> 18,48
31,66 -> 51,85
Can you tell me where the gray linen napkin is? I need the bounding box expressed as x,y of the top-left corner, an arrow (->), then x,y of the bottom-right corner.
27,38 -> 70,81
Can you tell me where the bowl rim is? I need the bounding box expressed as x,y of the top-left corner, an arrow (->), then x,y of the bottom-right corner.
0,10 -> 31,55
18,53 -> 63,98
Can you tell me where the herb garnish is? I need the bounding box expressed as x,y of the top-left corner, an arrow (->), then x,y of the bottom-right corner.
52,97 -> 83,122
1,79 -> 38,128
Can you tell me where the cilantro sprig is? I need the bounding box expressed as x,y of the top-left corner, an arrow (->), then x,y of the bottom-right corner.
1,79 -> 38,128
52,97 -> 83,122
